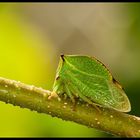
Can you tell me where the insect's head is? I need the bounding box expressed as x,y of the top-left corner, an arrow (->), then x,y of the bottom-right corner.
55,54 -> 65,78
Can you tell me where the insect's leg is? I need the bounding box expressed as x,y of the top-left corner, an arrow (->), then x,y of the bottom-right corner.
69,83 -> 101,112
48,77 -> 62,100
67,81 -> 79,98
64,83 -> 75,103
78,92 -> 101,112
64,82 -> 80,111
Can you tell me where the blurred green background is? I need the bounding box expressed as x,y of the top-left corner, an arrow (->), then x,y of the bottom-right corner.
0,3 -> 140,137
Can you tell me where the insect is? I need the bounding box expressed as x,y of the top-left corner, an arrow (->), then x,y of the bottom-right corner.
50,54 -> 131,112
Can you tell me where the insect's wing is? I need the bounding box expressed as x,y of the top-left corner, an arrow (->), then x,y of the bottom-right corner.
106,81 -> 131,112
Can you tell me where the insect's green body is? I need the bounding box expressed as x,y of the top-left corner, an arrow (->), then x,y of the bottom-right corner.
53,55 -> 131,112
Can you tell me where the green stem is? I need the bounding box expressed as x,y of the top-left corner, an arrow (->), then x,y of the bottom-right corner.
0,77 -> 139,137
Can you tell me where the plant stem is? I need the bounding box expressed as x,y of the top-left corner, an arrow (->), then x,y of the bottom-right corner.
0,77 -> 139,137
